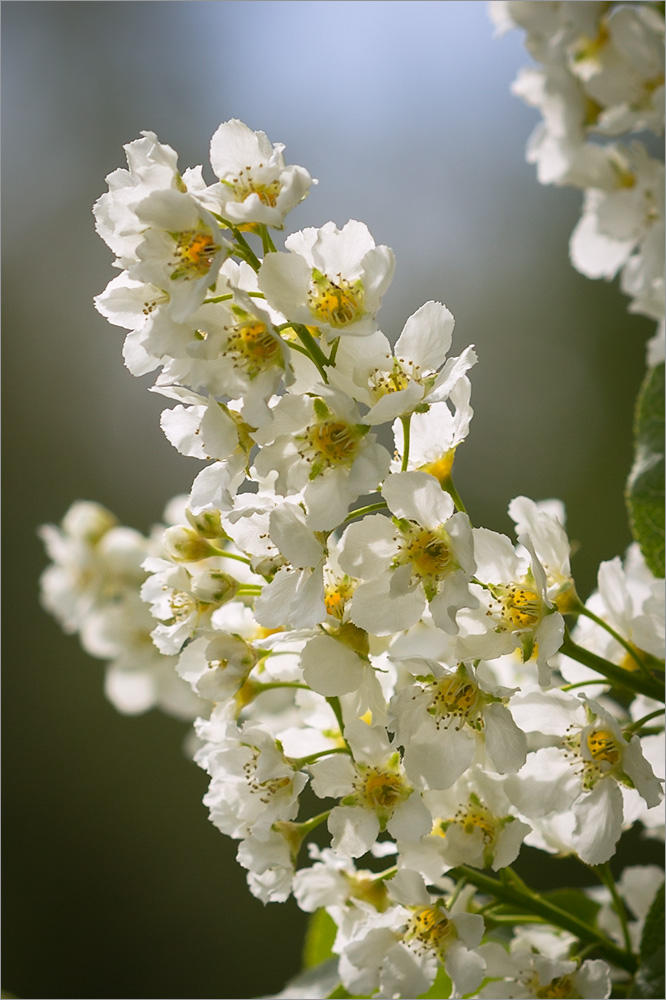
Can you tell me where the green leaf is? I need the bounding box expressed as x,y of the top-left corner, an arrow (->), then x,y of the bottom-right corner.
627,362 -> 665,578
303,908 -> 338,969
543,888 -> 601,927
628,881 -> 665,999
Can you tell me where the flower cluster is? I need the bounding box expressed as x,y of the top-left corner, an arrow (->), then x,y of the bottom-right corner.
39,111 -> 664,1000
491,0 -> 665,363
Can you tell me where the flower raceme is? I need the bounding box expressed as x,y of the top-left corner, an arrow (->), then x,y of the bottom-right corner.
39,110 -> 665,1000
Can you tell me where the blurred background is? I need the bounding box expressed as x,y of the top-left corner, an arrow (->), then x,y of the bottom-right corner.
2,2 -> 660,998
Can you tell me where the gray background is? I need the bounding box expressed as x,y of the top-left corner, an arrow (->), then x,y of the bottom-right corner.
2,2 -> 657,997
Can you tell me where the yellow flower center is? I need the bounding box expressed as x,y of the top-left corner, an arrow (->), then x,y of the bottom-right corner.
302,419 -> 361,471
324,576 -> 357,620
172,230 -> 221,280
308,272 -> 365,328
428,673 -> 482,730
396,525 -> 453,588
406,907 -> 456,955
355,764 -> 407,812
500,586 -> 542,629
225,317 -> 281,376
586,728 -> 621,766
229,172 -> 282,207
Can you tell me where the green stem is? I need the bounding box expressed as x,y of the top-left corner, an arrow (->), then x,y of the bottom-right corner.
400,415 -> 411,472
231,227 -> 262,271
442,475 -> 467,514
236,584 -> 263,596
343,500 -> 388,523
251,681 -> 311,694
259,224 -> 277,254
293,324 -> 330,383
560,679 -> 613,692
209,546 -> 252,566
327,696 -> 345,734
328,337 -> 340,365
624,707 -> 665,734
203,291 -> 266,305
561,632 -> 665,702
452,865 -> 637,973
593,864 -> 633,957
292,746 -> 352,769
578,606 -> 650,677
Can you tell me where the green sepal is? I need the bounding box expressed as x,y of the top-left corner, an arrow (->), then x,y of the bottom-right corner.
628,881 -> 665,999
626,362 -> 665,578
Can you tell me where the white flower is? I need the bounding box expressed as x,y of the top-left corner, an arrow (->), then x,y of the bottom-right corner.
309,719 -> 431,858
391,378 -> 474,479
339,471 -> 476,636
506,696 -> 663,864
457,524 -> 565,686
258,220 -> 395,341
389,660 -> 527,789
397,766 -> 530,879
196,705 -> 308,840
208,119 -> 314,229
559,543 -> 665,686
252,385 -> 391,531
336,870 -> 485,999
479,939 -> 611,999
328,301 -> 476,425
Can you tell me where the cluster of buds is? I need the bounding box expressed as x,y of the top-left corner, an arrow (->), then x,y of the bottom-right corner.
40,108 -> 664,1000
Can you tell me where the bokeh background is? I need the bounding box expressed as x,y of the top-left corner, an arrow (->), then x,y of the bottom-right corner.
2,2 -> 660,998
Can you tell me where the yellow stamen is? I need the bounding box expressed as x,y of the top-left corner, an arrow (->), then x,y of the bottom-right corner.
308,272 -> 364,328
172,230 -> 221,280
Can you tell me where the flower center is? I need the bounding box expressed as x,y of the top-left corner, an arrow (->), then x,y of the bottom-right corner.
370,360 -> 412,399
354,763 -> 408,815
563,725 -> 624,790
228,171 -> 282,207
406,907 -> 456,955
308,270 -> 365,328
499,585 -> 542,629
301,419 -> 362,475
428,673 -> 482,731
172,230 -> 221,280
396,524 -> 453,590
586,728 -> 621,766
324,576 -> 356,620
168,590 -> 198,622
225,314 -> 281,376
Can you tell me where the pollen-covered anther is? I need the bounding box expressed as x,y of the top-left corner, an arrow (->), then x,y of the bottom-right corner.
228,167 -> 282,207
167,590 -> 197,622
355,765 -> 407,812
428,674 -> 482,731
397,525 -> 453,584
225,317 -> 280,375
586,729 -> 621,766
302,419 -> 362,469
324,576 -> 356,620
171,230 -> 221,280
496,585 -> 543,630
308,271 -> 365,328
406,906 -> 456,956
